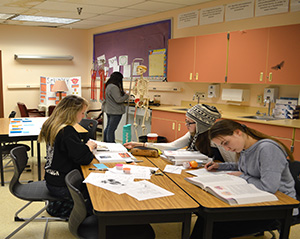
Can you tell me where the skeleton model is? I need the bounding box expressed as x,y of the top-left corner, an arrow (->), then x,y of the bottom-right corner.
132,65 -> 150,141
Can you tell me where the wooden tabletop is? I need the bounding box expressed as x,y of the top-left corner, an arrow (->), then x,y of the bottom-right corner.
147,156 -> 300,209
81,157 -> 199,213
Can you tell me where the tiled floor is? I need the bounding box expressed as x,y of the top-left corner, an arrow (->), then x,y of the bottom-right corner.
1,138 -> 299,239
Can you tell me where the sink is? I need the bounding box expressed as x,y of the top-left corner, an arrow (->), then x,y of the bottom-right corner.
174,108 -> 189,111
239,115 -> 282,121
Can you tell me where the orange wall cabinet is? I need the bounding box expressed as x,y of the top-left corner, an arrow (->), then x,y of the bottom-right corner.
167,33 -> 227,83
227,28 -> 269,84
194,33 -> 227,83
267,24 -> 300,85
167,37 -> 195,82
151,110 -> 187,142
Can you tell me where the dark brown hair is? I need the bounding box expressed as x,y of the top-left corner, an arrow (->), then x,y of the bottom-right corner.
188,131 -> 213,157
209,119 -> 294,161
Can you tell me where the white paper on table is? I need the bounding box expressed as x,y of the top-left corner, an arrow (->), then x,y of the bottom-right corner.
163,165 -> 184,174
83,172 -> 134,194
125,180 -> 174,201
109,165 -> 158,179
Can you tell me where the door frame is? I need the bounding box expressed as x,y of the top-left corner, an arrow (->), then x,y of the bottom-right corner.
0,50 -> 4,118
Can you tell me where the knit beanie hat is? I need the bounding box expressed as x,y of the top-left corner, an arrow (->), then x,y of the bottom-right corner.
186,104 -> 221,134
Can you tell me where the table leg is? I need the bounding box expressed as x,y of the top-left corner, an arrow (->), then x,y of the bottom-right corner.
37,142 -> 41,181
181,213 -> 192,239
97,217 -> 106,239
279,210 -> 293,239
0,145 -> 4,186
202,215 -> 213,239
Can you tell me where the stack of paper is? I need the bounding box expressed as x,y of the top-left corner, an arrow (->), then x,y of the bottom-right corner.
161,149 -> 209,166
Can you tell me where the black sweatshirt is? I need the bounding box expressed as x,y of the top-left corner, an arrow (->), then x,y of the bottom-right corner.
45,125 -> 94,187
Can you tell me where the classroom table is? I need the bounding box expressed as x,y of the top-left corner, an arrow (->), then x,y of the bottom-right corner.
0,117 -> 87,186
147,156 -> 300,239
81,157 -> 199,239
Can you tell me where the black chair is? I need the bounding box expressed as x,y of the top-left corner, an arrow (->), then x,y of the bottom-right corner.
86,109 -> 103,134
288,160 -> 300,225
65,169 -> 155,239
6,146 -> 67,239
1,111 -> 31,183
79,118 -> 98,140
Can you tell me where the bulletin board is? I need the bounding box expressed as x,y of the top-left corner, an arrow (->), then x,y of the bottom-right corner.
93,19 -> 171,80
40,76 -> 81,106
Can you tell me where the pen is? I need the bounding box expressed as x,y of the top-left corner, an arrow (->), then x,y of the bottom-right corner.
89,168 -> 108,171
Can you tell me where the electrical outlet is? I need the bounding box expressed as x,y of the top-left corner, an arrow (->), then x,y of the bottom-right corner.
257,95 -> 263,104
195,92 -> 206,100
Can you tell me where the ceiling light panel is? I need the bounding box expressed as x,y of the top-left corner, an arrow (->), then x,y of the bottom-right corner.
11,15 -> 80,24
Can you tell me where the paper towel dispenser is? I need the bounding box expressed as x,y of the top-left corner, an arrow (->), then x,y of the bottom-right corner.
221,89 -> 250,102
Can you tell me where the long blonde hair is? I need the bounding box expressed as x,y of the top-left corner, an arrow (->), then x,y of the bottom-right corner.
38,95 -> 89,146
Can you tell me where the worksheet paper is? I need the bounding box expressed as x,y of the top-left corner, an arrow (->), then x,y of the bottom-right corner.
186,168 -> 237,177
125,180 -> 174,201
109,165 -> 158,180
163,165 -> 185,174
83,172 -> 134,194
84,172 -> 174,200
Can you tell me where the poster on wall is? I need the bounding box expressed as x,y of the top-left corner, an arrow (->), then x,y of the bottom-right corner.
255,0 -> 289,17
40,76 -> 81,107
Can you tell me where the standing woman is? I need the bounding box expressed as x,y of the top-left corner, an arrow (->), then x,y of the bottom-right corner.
38,95 -> 96,216
191,119 -> 297,239
102,72 -> 129,142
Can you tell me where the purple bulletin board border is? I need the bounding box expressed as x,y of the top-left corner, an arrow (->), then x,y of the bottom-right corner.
93,19 -> 171,77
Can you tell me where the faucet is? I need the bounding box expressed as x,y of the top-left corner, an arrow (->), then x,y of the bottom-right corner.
193,94 -> 200,104
264,96 -> 271,116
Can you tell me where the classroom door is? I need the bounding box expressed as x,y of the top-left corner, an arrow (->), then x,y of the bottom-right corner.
0,50 -> 3,118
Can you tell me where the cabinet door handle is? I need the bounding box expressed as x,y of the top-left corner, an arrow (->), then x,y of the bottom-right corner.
268,72 -> 272,82
195,73 -> 198,81
259,72 -> 263,82
189,73 -> 193,80
172,122 -> 175,130
178,123 -> 181,131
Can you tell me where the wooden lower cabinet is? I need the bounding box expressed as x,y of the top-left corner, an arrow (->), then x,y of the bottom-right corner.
151,110 -> 187,142
293,129 -> 300,161
236,120 -> 296,160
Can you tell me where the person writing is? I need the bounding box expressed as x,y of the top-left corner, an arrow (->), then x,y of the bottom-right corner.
38,95 -> 96,216
102,72 -> 129,142
124,104 -> 236,162
191,119 -> 298,239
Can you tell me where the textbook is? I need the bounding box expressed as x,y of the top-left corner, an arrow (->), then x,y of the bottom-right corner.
185,174 -> 278,205
92,141 -> 138,163
161,150 -> 209,166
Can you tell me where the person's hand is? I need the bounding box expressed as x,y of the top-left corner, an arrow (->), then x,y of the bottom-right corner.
204,161 -> 219,171
86,140 -> 97,151
123,142 -> 143,149
227,171 -> 243,177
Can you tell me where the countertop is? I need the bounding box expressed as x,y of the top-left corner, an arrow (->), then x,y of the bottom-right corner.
151,105 -> 300,129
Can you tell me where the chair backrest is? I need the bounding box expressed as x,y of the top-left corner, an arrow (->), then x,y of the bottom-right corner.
9,146 -> 29,196
8,111 -> 16,118
65,169 -> 88,238
79,118 -> 98,140
17,102 -> 29,117
288,160 -> 300,201
48,105 -> 56,116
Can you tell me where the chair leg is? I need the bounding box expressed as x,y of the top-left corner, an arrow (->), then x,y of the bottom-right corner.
15,201 -> 68,222
6,201 -> 67,239
6,203 -> 48,239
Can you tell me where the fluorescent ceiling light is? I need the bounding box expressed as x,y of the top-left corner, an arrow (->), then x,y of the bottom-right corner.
11,15 -> 80,24
0,14 -> 14,20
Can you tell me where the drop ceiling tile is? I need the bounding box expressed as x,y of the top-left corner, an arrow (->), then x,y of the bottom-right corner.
51,0 -> 145,8
128,1 -> 184,12
108,8 -> 156,17
32,1 -> 117,14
